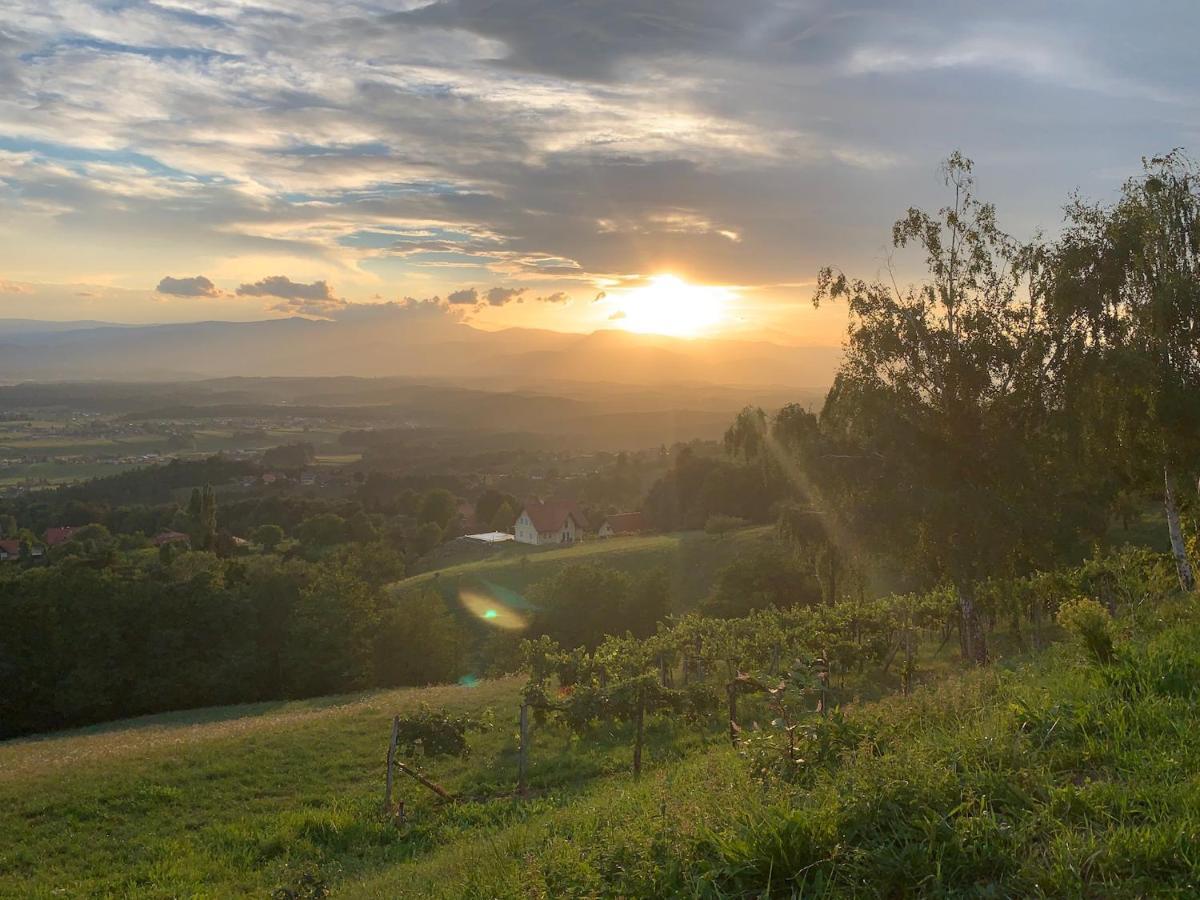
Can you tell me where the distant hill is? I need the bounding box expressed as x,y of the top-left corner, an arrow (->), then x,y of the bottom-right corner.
0,313 -> 840,390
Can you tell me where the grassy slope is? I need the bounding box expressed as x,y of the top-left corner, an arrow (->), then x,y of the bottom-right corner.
354,603 -> 1200,898
395,526 -> 777,612
4,603 -> 1199,898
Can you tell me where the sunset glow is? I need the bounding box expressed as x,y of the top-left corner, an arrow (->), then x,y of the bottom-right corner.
609,275 -> 733,338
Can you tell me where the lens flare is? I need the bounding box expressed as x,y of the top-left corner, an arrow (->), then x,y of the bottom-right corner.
459,586 -> 530,631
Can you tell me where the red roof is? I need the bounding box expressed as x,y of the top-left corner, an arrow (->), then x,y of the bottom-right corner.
43,527 -> 78,547
0,538 -> 20,558
602,512 -> 646,534
522,500 -> 585,533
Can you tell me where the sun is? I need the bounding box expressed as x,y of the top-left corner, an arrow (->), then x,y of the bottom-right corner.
609,274 -> 732,338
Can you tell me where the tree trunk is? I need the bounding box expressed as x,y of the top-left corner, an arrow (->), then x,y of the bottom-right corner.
960,595 -> 987,666
1164,464 -> 1195,592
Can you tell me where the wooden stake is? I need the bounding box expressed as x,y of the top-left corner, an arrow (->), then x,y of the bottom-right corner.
633,688 -> 646,777
517,702 -> 530,796
383,715 -> 399,816
727,683 -> 738,745
394,760 -> 455,801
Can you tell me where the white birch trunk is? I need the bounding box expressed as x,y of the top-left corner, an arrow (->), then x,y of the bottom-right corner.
1164,464 -> 1195,592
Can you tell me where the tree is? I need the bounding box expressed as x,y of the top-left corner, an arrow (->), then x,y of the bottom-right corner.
252,523 -> 285,552
413,521 -> 443,556
375,590 -> 465,686
262,442 -> 315,469
296,512 -> 347,548
529,564 -> 635,650
419,488 -> 458,530
1056,151 -> 1200,591
703,545 -> 819,618
282,562 -> 381,696
346,510 -> 379,543
475,489 -> 520,528
812,153 -> 1098,663
490,501 -> 519,533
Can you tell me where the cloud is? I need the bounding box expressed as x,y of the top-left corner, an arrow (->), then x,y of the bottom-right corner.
0,0 -> 1196,323
485,285 -> 526,306
236,276 -> 339,302
447,287 -> 479,305
537,291 -> 569,304
0,280 -> 33,294
268,297 -> 349,319
608,310 -> 626,320
234,276 -> 345,318
156,275 -> 220,297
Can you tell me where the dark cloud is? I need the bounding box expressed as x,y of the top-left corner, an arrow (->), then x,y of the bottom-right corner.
447,287 -> 479,305
391,0 -> 799,82
236,276 -> 339,302
157,275 -> 220,297
485,286 -> 527,306
537,291 -> 569,304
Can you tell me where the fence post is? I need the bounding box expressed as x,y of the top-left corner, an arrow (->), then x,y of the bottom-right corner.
633,687 -> 646,777
517,702 -> 530,796
383,714 -> 400,816
727,682 -> 738,745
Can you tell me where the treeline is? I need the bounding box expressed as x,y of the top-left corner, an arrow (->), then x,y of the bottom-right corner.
0,457 -> 255,533
0,548 -> 462,738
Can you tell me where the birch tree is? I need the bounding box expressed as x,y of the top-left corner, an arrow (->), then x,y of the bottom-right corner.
813,153 -> 1093,663
1056,151 -> 1200,591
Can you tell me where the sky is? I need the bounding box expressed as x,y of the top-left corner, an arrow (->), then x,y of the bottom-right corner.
0,0 -> 1198,342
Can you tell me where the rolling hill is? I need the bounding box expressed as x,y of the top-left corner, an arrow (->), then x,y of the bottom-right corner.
4,591 -> 1197,898
0,312 -> 840,389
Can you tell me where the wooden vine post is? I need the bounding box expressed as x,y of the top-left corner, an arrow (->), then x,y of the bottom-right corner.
632,684 -> 646,777
383,715 -> 400,816
517,702 -> 530,796
727,681 -> 739,745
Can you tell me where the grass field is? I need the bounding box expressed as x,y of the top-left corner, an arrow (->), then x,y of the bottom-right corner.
396,526 -> 779,613
3,594 -> 1196,898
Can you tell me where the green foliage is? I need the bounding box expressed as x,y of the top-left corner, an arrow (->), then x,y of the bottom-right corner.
253,522 -> 285,551
263,442 -> 316,469
283,563 -> 382,696
1057,597 -> 1117,664
296,512 -> 347,548
376,591 -> 465,687
394,704 -> 489,758
703,513 -> 747,535
703,544 -> 819,617
419,489 -> 458,530
529,563 -> 669,650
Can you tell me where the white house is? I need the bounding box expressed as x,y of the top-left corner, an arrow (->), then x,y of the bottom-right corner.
514,500 -> 586,546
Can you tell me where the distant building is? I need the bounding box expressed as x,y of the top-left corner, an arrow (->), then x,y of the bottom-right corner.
598,512 -> 646,538
153,531 -> 192,548
515,500 -> 586,546
43,526 -> 78,547
0,539 -> 19,561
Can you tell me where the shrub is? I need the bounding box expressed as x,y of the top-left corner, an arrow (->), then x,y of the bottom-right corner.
704,514 -> 748,536
1057,597 -> 1116,664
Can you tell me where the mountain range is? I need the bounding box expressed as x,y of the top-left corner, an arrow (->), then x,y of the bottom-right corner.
0,312 -> 841,391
